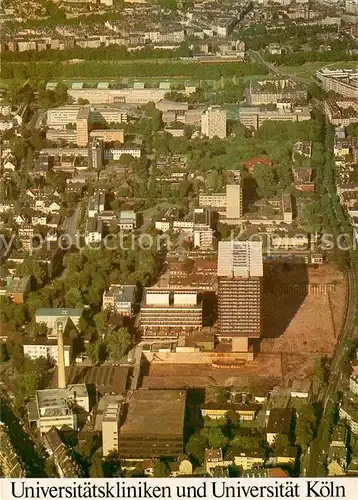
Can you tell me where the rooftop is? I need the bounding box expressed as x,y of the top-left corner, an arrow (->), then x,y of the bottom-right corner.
50,365 -> 129,395
119,389 -> 186,437
36,308 -> 83,318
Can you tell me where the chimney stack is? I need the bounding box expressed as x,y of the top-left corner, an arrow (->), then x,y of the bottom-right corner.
57,321 -> 66,389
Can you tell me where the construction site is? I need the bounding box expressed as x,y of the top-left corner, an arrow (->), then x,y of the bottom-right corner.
141,262 -> 347,392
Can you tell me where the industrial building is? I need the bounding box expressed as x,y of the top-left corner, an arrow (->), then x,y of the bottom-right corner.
217,240 -> 263,352
140,288 -> 203,338
118,390 -> 186,458
30,321 -> 89,435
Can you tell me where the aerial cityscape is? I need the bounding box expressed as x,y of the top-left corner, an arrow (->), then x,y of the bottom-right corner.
0,0 -> 358,483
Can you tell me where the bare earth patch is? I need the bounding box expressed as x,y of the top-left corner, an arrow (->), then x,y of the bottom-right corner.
261,263 -> 346,384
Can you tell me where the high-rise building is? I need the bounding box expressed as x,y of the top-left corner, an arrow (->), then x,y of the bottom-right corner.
76,107 -> 90,146
201,106 -> 227,139
88,137 -> 104,170
226,170 -> 243,221
217,241 -> 263,352
102,403 -> 121,456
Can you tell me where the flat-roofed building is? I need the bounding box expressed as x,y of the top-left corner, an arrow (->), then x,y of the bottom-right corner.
226,170 -> 243,221
88,136 -> 104,170
140,288 -> 203,338
282,194 -> 293,223
193,208 -> 214,249
47,105 -> 128,130
316,68 -> 358,99
217,241 -> 263,351
201,106 -> 227,139
102,402 -> 122,456
239,106 -> 311,130
34,384 -> 89,434
102,284 -> 136,316
76,107 -> 90,146
23,336 -> 71,366
68,87 -> 168,105
118,389 -> 186,458
89,129 -> 124,144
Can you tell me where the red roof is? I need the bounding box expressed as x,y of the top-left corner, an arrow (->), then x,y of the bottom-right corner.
243,157 -> 273,170
268,468 -> 289,478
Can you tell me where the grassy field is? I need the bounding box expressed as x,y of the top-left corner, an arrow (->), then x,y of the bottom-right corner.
279,60 -> 358,81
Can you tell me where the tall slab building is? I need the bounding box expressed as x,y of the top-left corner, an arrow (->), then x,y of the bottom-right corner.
217,240 -> 263,352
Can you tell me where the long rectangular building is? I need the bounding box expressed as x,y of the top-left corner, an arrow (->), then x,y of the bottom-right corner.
47,105 -> 128,129
118,390 -> 186,459
140,288 -> 202,338
239,106 -> 311,130
316,68 -> 358,99
217,241 -> 263,351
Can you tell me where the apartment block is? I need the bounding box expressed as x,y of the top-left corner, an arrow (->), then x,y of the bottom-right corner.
316,68 -> 358,99
201,106 -> 227,139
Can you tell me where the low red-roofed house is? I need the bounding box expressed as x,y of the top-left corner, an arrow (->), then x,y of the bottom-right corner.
243,157 -> 273,173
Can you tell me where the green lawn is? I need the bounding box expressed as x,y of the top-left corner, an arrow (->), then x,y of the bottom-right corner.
279,61 -> 358,81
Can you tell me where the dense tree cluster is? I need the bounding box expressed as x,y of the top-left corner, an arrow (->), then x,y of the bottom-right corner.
1,61 -> 267,81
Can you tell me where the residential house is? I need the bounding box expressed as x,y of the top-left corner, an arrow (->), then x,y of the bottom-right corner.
327,425 -> 347,476
201,402 -> 259,422
6,276 -> 31,304
85,216 -> 103,245
339,402 -> 358,434
43,427 -> 80,478
118,211 -> 136,231
232,450 -> 265,471
204,448 -> 232,476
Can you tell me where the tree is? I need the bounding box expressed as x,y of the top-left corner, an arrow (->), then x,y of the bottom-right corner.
0,343 -> 9,363
252,164 -> 277,198
27,322 -> 49,338
102,452 -> 121,478
105,327 -> 131,361
186,433 -> 207,463
231,434 -> 261,451
215,388 -> 229,404
201,426 -> 229,449
273,434 -> 290,453
153,460 -> 170,478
